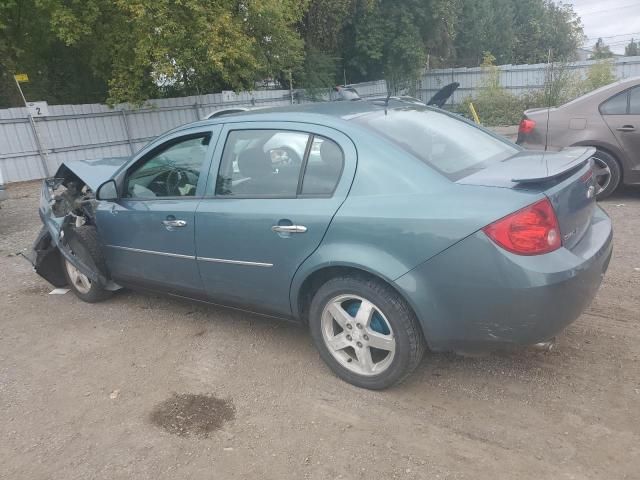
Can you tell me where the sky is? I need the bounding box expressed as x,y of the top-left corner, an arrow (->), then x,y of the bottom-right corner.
564,0 -> 640,54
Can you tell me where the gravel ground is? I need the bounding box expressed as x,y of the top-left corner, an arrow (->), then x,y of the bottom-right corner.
0,180 -> 638,480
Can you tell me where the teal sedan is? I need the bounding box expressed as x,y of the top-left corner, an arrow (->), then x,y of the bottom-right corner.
30,101 -> 613,389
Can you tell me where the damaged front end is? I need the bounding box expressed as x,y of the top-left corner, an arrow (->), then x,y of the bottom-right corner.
25,167 -> 118,291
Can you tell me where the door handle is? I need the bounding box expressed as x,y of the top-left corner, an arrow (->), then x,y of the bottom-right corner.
271,225 -> 307,233
616,125 -> 636,132
162,219 -> 187,228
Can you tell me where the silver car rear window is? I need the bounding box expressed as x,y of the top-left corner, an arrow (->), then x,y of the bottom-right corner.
353,107 -> 519,180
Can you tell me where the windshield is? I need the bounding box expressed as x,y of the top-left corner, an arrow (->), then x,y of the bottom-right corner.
353,106 -> 519,180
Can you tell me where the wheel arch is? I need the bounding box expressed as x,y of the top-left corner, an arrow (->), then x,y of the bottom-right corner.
291,263 -> 427,343
569,141 -> 624,181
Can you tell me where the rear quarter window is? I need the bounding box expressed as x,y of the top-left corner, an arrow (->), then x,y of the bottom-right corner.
353,107 -> 518,180
600,91 -> 628,115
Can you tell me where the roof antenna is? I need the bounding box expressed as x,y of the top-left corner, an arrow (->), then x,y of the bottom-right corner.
543,48 -> 553,177
543,48 -> 553,153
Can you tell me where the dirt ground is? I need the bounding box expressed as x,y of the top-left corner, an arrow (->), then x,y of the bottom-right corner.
0,180 -> 638,480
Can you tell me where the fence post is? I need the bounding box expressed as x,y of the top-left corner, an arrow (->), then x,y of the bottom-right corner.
120,109 -> 135,155
289,70 -> 294,104
193,102 -> 201,121
28,115 -> 51,177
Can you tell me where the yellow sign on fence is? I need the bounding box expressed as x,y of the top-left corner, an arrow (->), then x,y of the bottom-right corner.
14,73 -> 29,83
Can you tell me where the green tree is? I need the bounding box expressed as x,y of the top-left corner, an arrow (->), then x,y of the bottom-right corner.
296,0 -> 360,90
0,0 -> 108,107
20,0 -> 307,105
456,52 -> 525,126
625,38 -> 639,57
590,38 -> 614,60
454,0 -> 583,67
341,0 -> 458,88
0,0 -> 593,107
585,60 -> 615,90
454,0 -> 515,66
511,0 -> 583,65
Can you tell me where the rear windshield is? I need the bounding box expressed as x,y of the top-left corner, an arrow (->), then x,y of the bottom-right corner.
353,106 -> 519,180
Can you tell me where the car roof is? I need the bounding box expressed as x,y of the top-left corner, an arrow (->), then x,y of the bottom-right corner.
175,100 -> 427,135
561,75 -> 640,109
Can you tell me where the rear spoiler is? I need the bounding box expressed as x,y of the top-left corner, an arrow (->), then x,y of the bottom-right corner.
511,147 -> 595,184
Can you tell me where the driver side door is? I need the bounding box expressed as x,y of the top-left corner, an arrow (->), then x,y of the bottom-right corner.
96,126 -> 220,297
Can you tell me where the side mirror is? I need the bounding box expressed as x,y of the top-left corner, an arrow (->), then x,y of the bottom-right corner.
96,179 -> 118,201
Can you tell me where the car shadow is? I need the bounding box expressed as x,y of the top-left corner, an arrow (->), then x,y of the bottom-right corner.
604,185 -> 640,200
115,289 -> 572,393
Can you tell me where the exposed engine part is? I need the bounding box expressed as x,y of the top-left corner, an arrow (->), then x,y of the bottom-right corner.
50,179 -> 95,221
26,169 -> 122,293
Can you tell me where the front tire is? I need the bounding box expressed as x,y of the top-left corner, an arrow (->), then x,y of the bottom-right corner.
592,149 -> 621,200
61,226 -> 112,303
309,275 -> 425,390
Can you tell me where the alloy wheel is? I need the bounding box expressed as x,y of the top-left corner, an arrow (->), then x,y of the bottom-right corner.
320,294 -> 396,376
592,156 -> 611,195
65,258 -> 92,294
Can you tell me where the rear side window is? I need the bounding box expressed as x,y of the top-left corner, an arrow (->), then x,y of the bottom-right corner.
600,91 -> 628,114
353,107 -> 518,180
213,129 -> 345,197
630,86 -> 640,114
301,136 -> 344,195
215,130 -> 309,197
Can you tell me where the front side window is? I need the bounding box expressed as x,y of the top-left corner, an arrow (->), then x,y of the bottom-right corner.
600,91 -> 628,115
126,134 -> 210,198
216,130 -> 309,197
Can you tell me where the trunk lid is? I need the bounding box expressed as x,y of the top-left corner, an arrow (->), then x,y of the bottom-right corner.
458,147 -> 597,250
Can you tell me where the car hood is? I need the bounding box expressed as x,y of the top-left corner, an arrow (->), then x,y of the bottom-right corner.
56,156 -> 130,191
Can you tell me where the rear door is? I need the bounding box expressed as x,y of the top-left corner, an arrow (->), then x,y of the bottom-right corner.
601,85 -> 640,168
194,122 -> 357,316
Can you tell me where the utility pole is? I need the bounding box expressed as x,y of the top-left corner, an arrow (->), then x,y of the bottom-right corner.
14,74 -> 50,177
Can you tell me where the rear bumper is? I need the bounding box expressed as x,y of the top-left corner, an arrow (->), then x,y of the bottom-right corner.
395,206 -> 613,352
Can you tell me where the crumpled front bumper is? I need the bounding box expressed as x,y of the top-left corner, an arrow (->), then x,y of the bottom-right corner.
25,180 -> 109,287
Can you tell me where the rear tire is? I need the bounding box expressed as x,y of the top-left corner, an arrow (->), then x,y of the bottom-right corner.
592,149 -> 621,200
308,275 -> 425,390
61,225 -> 112,303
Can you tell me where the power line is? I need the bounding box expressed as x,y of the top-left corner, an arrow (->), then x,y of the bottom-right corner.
584,32 -> 640,41
579,4 -> 640,17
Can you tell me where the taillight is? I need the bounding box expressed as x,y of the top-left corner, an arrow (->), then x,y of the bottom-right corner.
483,198 -> 561,255
518,118 -> 536,134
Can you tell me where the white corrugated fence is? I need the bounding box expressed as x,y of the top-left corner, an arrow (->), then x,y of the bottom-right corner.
1,56 -> 639,183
